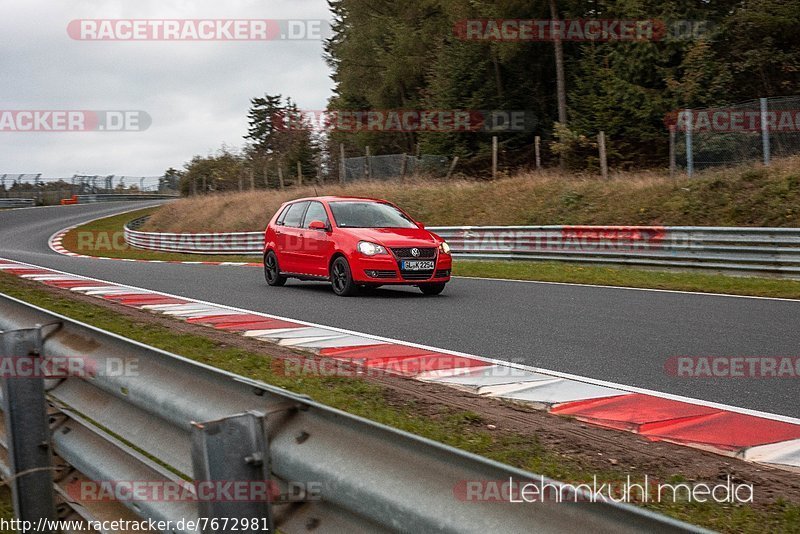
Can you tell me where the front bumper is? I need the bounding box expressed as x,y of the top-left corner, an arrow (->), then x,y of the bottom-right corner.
351,254 -> 452,284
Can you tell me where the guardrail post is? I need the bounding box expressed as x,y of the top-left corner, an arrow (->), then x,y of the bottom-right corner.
191,411 -> 274,533
0,328 -> 57,528
760,97 -> 771,167
684,108 -> 694,178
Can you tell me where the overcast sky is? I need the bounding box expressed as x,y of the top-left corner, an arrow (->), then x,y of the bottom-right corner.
0,0 -> 334,178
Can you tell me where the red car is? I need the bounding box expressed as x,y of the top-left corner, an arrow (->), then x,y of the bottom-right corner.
263,196 -> 452,296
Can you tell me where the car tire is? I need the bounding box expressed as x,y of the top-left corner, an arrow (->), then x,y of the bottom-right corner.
331,257 -> 359,296
264,251 -> 287,287
419,282 -> 446,296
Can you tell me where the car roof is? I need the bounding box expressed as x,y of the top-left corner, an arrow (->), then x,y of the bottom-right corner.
284,196 -> 391,204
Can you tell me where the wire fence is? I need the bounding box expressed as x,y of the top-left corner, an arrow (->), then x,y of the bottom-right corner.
342,154 -> 451,182
672,96 -> 800,175
0,174 -> 177,204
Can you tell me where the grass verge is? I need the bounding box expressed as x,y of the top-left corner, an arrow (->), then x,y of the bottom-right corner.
0,489 -> 12,534
0,271 -> 798,532
453,260 -> 800,299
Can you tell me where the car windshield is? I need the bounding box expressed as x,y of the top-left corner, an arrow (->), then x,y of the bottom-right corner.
329,201 -> 418,229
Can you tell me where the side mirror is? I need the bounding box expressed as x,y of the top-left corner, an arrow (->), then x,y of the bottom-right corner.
309,220 -> 328,231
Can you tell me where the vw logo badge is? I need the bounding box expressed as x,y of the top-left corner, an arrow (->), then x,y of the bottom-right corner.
411,248 -> 421,257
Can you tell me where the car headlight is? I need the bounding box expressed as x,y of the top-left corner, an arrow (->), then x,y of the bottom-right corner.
358,241 -> 388,256
439,241 -> 451,254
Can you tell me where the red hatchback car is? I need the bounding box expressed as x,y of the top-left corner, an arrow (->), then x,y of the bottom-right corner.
263,196 -> 452,296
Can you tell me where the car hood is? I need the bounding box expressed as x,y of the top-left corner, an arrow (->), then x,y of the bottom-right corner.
340,227 -> 440,247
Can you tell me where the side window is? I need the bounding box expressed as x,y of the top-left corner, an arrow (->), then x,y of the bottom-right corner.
275,205 -> 291,225
302,201 -> 329,228
282,202 -> 308,228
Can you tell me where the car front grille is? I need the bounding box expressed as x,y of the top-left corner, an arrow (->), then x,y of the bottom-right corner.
391,247 -> 437,259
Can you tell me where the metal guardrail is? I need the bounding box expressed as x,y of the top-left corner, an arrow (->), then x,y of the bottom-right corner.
124,216 -> 264,255
75,194 -> 178,204
124,218 -> 800,278
0,294 -> 702,533
0,198 -> 35,208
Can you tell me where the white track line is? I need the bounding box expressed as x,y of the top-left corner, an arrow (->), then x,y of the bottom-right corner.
453,275 -> 800,303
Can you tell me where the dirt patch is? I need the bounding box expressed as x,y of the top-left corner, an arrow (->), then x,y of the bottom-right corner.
12,274 -> 800,509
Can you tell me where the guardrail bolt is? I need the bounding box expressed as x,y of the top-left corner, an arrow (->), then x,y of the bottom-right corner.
244,452 -> 263,466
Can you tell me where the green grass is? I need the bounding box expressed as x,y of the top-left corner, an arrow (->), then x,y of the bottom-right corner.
0,489 -> 13,534
453,260 -> 800,299
0,272 -> 798,533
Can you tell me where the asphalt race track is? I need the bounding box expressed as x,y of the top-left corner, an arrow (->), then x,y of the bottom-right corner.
1,202 -> 798,417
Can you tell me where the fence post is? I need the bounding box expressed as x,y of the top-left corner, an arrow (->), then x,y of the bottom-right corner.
400,154 -> 408,179
317,162 -> 323,186
250,169 -> 255,191
1,328 -> 58,525
534,136 -> 541,170
598,131 -> 608,180
446,156 -> 459,179
263,167 -> 269,189
278,167 -> 285,190
684,109 -> 694,178
339,144 -> 346,184
669,126 -> 676,178
492,136 -> 498,179
761,97 -> 771,167
238,173 -> 243,192
35,173 -> 43,203
191,411 -> 274,533
297,161 -> 303,187
365,146 -> 371,180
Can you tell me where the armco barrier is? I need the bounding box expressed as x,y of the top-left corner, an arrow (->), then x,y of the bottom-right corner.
124,217 -> 800,278
0,198 -> 35,208
73,193 -> 178,204
0,293 -> 702,533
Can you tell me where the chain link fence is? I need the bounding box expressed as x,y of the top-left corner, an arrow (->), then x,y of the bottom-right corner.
342,154 -> 451,182
672,96 -> 800,175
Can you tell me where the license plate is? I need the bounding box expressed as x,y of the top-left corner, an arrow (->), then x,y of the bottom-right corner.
402,260 -> 435,271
